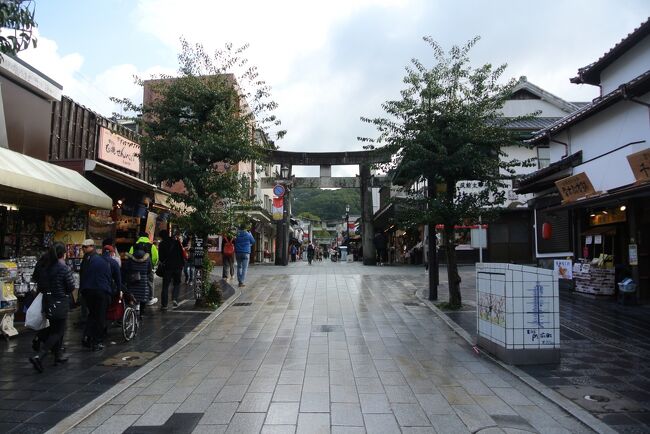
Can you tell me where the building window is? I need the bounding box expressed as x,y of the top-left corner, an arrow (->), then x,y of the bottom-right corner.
537,146 -> 550,169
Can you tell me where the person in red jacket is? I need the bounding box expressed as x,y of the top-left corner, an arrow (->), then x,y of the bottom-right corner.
222,232 -> 235,280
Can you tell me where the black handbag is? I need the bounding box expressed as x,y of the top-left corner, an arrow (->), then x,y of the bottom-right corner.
44,295 -> 68,320
155,261 -> 165,277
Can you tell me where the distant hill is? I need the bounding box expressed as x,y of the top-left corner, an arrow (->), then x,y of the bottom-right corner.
291,188 -> 361,221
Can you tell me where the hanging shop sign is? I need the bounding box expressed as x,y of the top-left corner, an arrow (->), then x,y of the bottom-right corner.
272,197 -> 284,221
98,127 -> 140,172
555,172 -> 596,203
144,211 -> 157,241
626,148 -> 650,183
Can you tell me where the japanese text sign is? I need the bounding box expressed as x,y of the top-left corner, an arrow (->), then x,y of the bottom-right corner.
98,127 -> 141,172
627,148 -> 650,182
555,172 -> 595,203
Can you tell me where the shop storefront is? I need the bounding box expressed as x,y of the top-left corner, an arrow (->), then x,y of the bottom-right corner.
0,147 -> 112,337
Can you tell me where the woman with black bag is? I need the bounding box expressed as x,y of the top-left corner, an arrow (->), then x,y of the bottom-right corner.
29,242 -> 75,373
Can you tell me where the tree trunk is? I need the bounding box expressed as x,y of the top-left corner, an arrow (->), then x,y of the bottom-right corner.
443,224 -> 462,308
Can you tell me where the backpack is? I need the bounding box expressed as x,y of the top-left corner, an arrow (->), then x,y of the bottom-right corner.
223,239 -> 235,256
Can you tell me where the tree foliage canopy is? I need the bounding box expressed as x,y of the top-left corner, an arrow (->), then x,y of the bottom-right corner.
362,36 -> 533,227
0,0 -> 37,57
113,40 -> 285,237
361,36 -> 533,307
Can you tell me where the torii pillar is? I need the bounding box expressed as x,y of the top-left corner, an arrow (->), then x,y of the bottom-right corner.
360,164 -> 376,265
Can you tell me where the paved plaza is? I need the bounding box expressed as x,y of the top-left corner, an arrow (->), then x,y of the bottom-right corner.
56,261 -> 597,434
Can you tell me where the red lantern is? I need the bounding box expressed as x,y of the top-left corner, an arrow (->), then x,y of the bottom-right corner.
542,222 -> 552,240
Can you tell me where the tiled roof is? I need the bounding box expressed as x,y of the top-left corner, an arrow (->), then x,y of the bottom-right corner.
515,151 -> 583,194
571,18 -> 650,85
502,117 -> 563,130
528,70 -> 650,144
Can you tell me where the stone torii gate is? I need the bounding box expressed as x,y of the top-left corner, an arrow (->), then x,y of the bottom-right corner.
261,149 -> 391,265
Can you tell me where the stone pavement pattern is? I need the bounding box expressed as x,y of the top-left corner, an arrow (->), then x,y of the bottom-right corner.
0,281 -> 209,434
68,262 -> 593,433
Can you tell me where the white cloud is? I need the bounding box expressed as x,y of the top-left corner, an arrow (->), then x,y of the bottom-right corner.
16,1 -> 650,181
18,31 -> 174,118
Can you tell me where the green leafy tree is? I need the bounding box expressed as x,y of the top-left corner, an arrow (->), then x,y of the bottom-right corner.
0,0 -> 37,57
291,188 -> 360,221
361,37 -> 532,308
297,211 -> 321,222
113,40 -> 285,242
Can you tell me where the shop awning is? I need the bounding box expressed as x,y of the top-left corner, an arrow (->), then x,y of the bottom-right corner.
0,147 -> 112,209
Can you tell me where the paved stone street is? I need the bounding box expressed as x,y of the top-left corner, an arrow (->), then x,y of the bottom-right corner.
59,261 -> 594,433
422,265 -> 650,434
0,280 -> 210,434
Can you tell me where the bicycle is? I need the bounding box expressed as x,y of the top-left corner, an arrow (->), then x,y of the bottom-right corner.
121,293 -> 140,342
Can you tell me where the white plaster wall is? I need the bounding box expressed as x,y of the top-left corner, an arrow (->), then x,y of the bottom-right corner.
600,36 -> 650,95
548,96 -> 650,192
501,145 -> 539,176
501,99 -> 571,117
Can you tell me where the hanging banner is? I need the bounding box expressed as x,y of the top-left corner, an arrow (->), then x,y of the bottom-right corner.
272,197 -> 284,221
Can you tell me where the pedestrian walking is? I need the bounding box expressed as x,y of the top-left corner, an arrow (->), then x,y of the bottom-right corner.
101,243 -> 122,301
79,239 -> 114,351
159,230 -> 185,310
29,242 -> 75,372
307,242 -> 315,265
30,251 -> 51,352
222,231 -> 235,280
234,224 -> 255,288
129,231 -> 159,306
373,232 -> 388,266
290,244 -> 297,262
122,243 -> 153,314
182,235 -> 194,283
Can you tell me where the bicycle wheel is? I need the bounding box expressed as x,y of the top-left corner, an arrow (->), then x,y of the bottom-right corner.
122,307 -> 137,342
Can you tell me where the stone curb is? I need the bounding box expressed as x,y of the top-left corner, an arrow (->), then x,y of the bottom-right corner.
47,286 -> 243,434
415,288 -> 617,434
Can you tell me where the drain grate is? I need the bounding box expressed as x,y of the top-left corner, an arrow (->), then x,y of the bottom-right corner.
232,302 -> 252,306
403,302 -> 422,306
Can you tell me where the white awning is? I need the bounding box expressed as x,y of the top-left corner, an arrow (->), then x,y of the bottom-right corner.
0,147 -> 112,209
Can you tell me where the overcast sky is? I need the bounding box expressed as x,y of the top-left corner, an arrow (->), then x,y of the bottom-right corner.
19,1 -> 649,176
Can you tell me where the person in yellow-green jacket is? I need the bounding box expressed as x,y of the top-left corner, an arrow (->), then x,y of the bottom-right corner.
129,231 -> 159,305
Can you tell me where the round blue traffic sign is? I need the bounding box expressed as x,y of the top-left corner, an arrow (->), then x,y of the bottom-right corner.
273,184 -> 285,197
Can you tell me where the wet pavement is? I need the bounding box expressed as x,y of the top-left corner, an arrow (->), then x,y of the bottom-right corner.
420,265 -> 650,434
0,280 -> 210,434
59,261 -> 594,433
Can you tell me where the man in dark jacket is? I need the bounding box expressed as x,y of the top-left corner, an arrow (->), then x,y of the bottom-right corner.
79,239 -> 114,351
159,230 -> 185,310
101,244 -> 122,297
